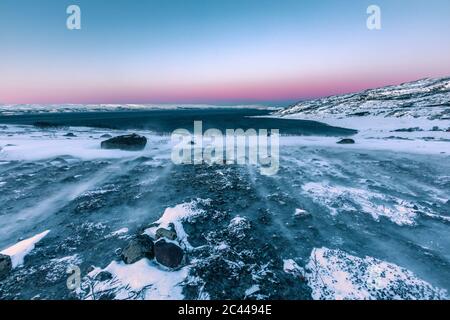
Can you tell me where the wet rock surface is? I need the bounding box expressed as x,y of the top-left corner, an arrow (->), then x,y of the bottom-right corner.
95,271 -> 113,282
0,120 -> 449,300
0,254 -> 12,280
101,134 -> 147,151
155,228 -> 177,241
154,239 -> 184,269
121,235 -> 154,264
337,138 -> 355,144
64,132 -> 77,137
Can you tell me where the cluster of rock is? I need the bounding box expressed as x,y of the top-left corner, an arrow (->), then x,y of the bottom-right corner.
0,254 -> 12,280
121,227 -> 184,269
100,133 -> 147,151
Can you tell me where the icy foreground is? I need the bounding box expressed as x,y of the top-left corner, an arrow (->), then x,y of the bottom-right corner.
0,99 -> 449,299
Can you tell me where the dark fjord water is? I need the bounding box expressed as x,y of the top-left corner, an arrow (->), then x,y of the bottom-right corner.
0,108 -> 356,136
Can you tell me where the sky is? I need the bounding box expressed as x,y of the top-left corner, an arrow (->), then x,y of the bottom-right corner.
0,0 -> 450,105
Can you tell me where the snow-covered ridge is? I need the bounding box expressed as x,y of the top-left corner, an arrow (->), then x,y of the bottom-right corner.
277,77 -> 450,120
0,104 -> 275,116
284,248 -> 448,300
1,230 -> 50,268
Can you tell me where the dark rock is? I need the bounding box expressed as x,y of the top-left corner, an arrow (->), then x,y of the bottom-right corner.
64,133 -> 77,137
100,134 -> 112,138
155,228 -> 177,241
98,292 -> 116,300
101,134 -> 147,151
349,111 -> 370,117
393,127 -> 423,133
154,239 -> 184,269
0,254 -> 12,280
294,208 -> 311,218
121,235 -> 154,264
95,271 -> 113,282
33,121 -> 61,128
86,266 -> 96,273
337,138 -> 355,144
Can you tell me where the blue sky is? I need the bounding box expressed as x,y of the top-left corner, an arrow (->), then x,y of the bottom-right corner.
0,0 -> 449,104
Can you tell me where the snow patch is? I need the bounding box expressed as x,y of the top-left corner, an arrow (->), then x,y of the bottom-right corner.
244,284 -> 260,297
294,208 -> 310,217
144,199 -> 210,250
283,259 -> 304,277
302,247 -> 447,300
1,230 -> 50,268
302,182 -> 417,225
104,228 -> 130,240
81,259 -> 189,300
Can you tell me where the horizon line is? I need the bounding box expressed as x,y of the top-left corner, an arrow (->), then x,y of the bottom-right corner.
1,75 -> 448,107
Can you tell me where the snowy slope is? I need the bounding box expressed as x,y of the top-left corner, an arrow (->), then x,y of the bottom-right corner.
277,77 -> 450,120
273,77 -> 450,155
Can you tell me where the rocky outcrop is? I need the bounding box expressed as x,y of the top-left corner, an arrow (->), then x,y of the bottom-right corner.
121,235 -> 154,264
154,239 -> 184,269
155,228 -> 177,241
0,254 -> 12,280
337,138 -> 355,144
101,134 -> 147,151
95,271 -> 113,282
64,132 -> 77,137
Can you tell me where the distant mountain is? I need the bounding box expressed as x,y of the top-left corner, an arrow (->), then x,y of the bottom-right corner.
0,104 -> 275,116
277,77 -> 450,120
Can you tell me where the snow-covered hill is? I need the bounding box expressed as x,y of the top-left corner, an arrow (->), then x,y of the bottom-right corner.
277,77 -> 450,120
0,104 -> 273,116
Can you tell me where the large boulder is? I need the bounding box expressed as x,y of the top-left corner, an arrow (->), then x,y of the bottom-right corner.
0,254 -> 12,280
121,235 -> 154,264
337,138 -> 355,144
101,134 -> 147,151
154,239 -> 184,269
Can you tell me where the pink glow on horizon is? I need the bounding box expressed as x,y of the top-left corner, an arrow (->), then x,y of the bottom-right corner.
0,71 -> 441,105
